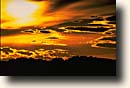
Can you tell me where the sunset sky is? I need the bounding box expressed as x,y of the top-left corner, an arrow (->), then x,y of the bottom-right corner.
1,0 -> 115,29
0,0 -> 116,61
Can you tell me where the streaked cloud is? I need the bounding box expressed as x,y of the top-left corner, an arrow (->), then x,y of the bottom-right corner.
1,0 -> 115,29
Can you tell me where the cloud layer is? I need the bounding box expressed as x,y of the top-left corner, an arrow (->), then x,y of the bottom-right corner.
1,0 -> 116,29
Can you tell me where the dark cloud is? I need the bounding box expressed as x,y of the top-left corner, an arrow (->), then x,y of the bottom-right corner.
28,0 -> 47,1
51,0 -> 82,10
106,15 -> 116,21
75,0 -> 115,10
17,51 -> 33,56
1,29 -> 22,36
0,47 -> 13,54
48,0 -> 115,11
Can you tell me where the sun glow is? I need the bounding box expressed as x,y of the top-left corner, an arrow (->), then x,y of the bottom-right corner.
1,0 -> 48,29
6,0 -> 39,19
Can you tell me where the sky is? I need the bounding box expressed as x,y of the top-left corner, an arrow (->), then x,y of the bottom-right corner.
0,0 -> 116,61
1,0 -> 116,29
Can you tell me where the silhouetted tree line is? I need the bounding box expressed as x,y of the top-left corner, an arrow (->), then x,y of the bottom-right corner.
0,56 -> 116,76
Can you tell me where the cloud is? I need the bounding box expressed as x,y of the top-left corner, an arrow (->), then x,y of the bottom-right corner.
0,47 -> 69,61
0,47 -> 13,54
1,0 -> 116,29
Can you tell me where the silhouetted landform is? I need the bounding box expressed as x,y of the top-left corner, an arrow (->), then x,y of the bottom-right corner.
65,27 -> 110,32
0,56 -> 116,76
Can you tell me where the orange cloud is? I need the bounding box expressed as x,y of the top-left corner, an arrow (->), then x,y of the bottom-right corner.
1,0 -> 115,29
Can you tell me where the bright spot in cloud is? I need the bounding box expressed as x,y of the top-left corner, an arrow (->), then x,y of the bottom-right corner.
6,0 -> 39,19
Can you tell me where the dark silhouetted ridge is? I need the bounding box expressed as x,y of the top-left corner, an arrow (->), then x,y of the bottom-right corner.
0,56 -> 116,76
